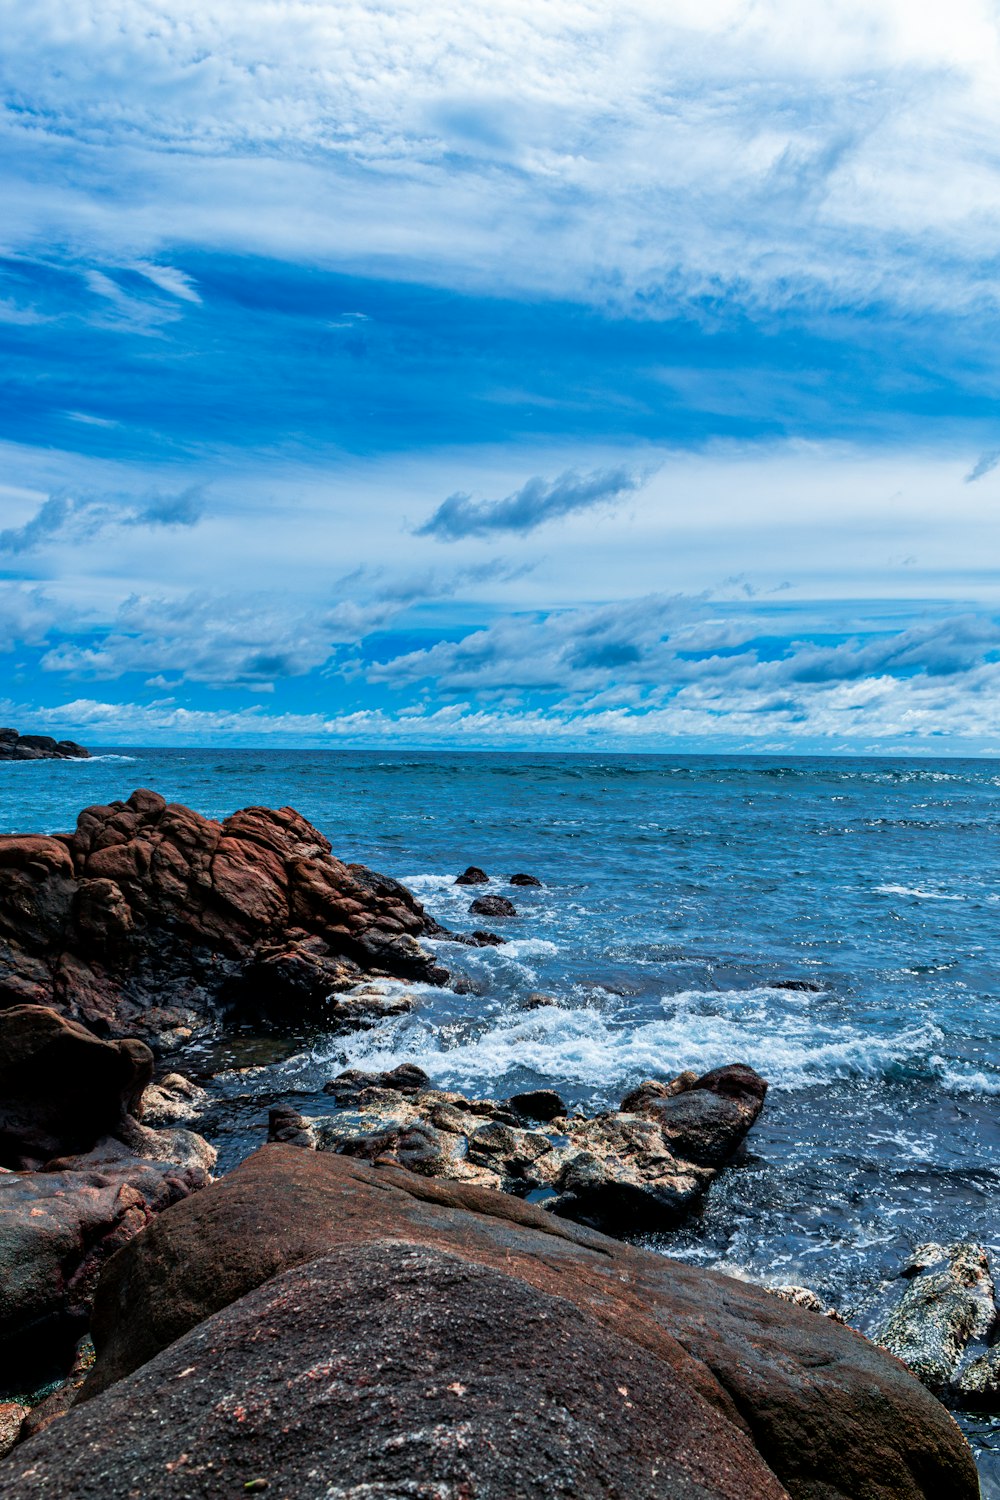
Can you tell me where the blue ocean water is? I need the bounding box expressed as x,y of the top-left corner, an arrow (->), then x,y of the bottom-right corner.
2,749 -> 998,1478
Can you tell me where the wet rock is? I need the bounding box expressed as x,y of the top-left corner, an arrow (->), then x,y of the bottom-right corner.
871,1241 -> 999,1401
509,871 -> 542,886
508,1088 -> 566,1121
772,978 -> 824,992
286,1063 -> 766,1234
469,893 -> 517,918
0,729 -> 89,762
76,1146 -> 979,1499
0,1006 -> 153,1169
766,1285 -> 846,1323
953,1344 -> 1000,1407
524,990 -> 557,1008
469,928 -> 506,946
11,1243 -> 793,1500
0,1157 -> 207,1391
139,1072 -> 207,1127
268,1106 -> 317,1149
454,865 -> 489,884
0,791 -> 449,1044
0,1403 -> 27,1459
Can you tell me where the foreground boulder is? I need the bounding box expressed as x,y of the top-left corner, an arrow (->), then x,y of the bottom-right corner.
8,1244 -> 792,1500
65,1146 -> 976,1498
0,728 -> 89,762
277,1060 -> 766,1233
0,790 -> 450,1044
0,1157 -> 207,1393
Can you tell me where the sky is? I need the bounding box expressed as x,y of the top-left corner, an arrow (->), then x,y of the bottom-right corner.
3,0 -> 1000,751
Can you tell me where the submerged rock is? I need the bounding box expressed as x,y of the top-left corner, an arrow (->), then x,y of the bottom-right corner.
871,1240 -> 1000,1408
0,729 -> 89,763
273,1061 -> 766,1234
69,1145 -> 978,1499
0,790 -> 450,1044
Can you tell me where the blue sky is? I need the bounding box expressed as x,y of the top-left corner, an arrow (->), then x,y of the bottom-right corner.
3,0 -> 1000,750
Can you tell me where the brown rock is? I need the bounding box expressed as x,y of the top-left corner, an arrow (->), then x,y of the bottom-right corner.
454,864 -> 489,884
0,1006 -> 153,1169
469,893 -> 517,917
0,791 -> 449,1042
78,1146 -> 978,1499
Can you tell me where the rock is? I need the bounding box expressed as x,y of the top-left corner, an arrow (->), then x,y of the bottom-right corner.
0,1157 -> 207,1391
139,1072 -> 208,1127
0,729 -> 89,762
509,871 -> 542,886
0,1006 -> 153,1169
454,865 -> 489,884
76,1146 -> 979,1499
953,1344 -> 1000,1407
0,1403 -> 27,1459
469,893 -> 517,917
766,1285 -> 846,1322
871,1241 -> 999,1401
524,990 -> 557,1008
772,979 -> 824,992
0,791 -> 449,1043
470,927 -> 506,945
282,1062 -> 763,1233
631,1065 -> 768,1167
11,1244 -> 793,1500
508,1087 -> 566,1121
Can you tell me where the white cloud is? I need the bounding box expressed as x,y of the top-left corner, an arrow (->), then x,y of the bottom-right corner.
3,1 -> 1000,314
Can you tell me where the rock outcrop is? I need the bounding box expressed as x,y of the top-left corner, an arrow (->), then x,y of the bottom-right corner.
0,729 -> 89,762
870,1241 -> 1000,1409
275,1060 -> 767,1233
64,1145 -> 978,1499
0,790 -> 450,1045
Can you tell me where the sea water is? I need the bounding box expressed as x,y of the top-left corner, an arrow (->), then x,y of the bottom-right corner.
2,749 -> 998,1483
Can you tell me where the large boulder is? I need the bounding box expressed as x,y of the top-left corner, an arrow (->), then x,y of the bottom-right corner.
0,1157 -> 207,1392
5,1242 -> 790,1500
77,1145 -> 978,1499
288,1061 -> 766,1233
0,790 -> 450,1044
0,1006 -> 153,1169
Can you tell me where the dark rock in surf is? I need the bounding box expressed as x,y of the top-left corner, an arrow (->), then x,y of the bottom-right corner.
67,1146 -> 979,1500
454,865 -> 489,885
772,978 -> 824,992
508,1088 -> 566,1121
509,871 -> 542,886
469,894 -> 517,918
0,791 -> 449,1046
870,1241 -> 1000,1408
0,729 -> 89,763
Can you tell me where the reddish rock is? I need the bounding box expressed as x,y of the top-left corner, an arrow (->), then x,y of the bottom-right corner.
78,1146 -> 978,1499
0,790 -> 450,1043
0,1006 -> 153,1169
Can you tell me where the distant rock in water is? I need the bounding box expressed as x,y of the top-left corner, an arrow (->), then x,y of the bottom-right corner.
469,893 -> 517,918
0,789 -> 450,1047
454,865 -> 489,885
0,729 -> 89,762
509,871 -> 542,886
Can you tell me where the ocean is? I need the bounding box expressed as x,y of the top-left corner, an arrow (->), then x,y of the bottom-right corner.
3,748 -> 998,1483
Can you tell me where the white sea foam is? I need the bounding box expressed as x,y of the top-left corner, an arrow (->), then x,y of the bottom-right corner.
875,884 -> 965,901
321,986 -> 945,1098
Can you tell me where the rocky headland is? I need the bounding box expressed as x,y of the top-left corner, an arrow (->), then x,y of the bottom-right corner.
0,790 -> 987,1495
0,728 -> 90,762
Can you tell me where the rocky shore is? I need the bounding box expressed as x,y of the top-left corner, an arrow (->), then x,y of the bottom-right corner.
0,791 -> 988,1495
0,728 -> 89,761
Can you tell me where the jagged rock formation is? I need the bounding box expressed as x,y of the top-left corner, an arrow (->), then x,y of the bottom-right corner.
0,790 -> 450,1046
0,729 -> 89,762
270,1060 -> 768,1234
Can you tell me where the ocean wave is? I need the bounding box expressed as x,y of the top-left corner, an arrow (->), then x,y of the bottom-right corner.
322,987 -> 946,1099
